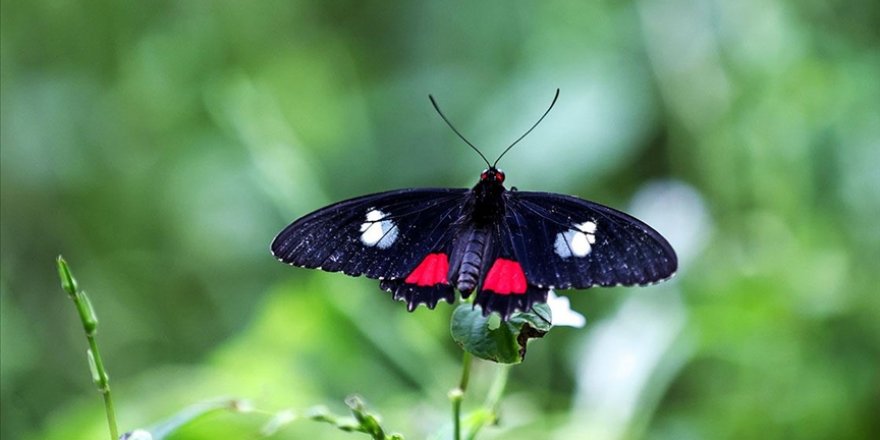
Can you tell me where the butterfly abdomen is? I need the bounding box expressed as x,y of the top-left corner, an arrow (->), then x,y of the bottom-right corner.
451,228 -> 491,296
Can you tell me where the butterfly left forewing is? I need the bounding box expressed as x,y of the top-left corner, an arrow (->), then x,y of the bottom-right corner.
271,188 -> 467,280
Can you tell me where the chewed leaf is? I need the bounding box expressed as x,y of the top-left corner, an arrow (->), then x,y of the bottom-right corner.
450,303 -> 552,364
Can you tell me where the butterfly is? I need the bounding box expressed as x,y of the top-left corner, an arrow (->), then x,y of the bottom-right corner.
271,90 -> 677,320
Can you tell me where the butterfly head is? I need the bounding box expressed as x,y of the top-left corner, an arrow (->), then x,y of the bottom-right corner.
480,168 -> 505,184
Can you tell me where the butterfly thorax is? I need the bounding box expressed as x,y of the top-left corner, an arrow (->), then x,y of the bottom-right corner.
470,168 -> 507,224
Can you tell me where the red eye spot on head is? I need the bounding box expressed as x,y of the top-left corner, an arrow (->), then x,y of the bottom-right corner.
496,170 -> 505,183
480,170 -> 489,181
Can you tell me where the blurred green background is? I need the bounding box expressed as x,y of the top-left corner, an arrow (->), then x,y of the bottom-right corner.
2,0 -> 878,439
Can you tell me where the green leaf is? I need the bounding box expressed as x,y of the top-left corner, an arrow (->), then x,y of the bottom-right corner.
146,399 -> 251,440
450,303 -> 552,364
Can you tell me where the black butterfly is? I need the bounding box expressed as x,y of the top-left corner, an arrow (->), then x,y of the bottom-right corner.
271,90 -> 677,320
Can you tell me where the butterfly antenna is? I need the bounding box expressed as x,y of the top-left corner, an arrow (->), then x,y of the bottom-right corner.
493,88 -> 560,168
429,94 -> 491,168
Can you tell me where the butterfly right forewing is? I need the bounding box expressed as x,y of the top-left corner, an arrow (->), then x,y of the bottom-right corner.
501,191 -> 677,289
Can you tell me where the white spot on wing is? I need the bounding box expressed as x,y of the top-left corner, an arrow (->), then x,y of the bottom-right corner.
359,209 -> 398,249
554,220 -> 597,258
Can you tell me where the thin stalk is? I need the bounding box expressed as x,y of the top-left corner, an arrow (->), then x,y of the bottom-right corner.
88,337 -> 119,440
451,351 -> 473,440
57,256 -> 120,440
459,351 -> 473,392
465,364 -> 511,440
452,394 -> 462,440
484,364 -> 511,412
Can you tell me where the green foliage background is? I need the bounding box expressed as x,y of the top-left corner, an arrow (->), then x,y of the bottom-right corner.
1,0 -> 878,438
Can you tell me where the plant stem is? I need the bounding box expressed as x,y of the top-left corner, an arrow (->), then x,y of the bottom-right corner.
89,336 -> 119,440
451,351 -> 473,440
465,364 -> 511,440
484,364 -> 510,412
459,351 -> 473,392
57,256 -> 120,440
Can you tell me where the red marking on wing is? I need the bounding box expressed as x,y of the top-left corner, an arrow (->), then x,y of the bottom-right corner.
405,253 -> 450,286
482,258 -> 527,295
